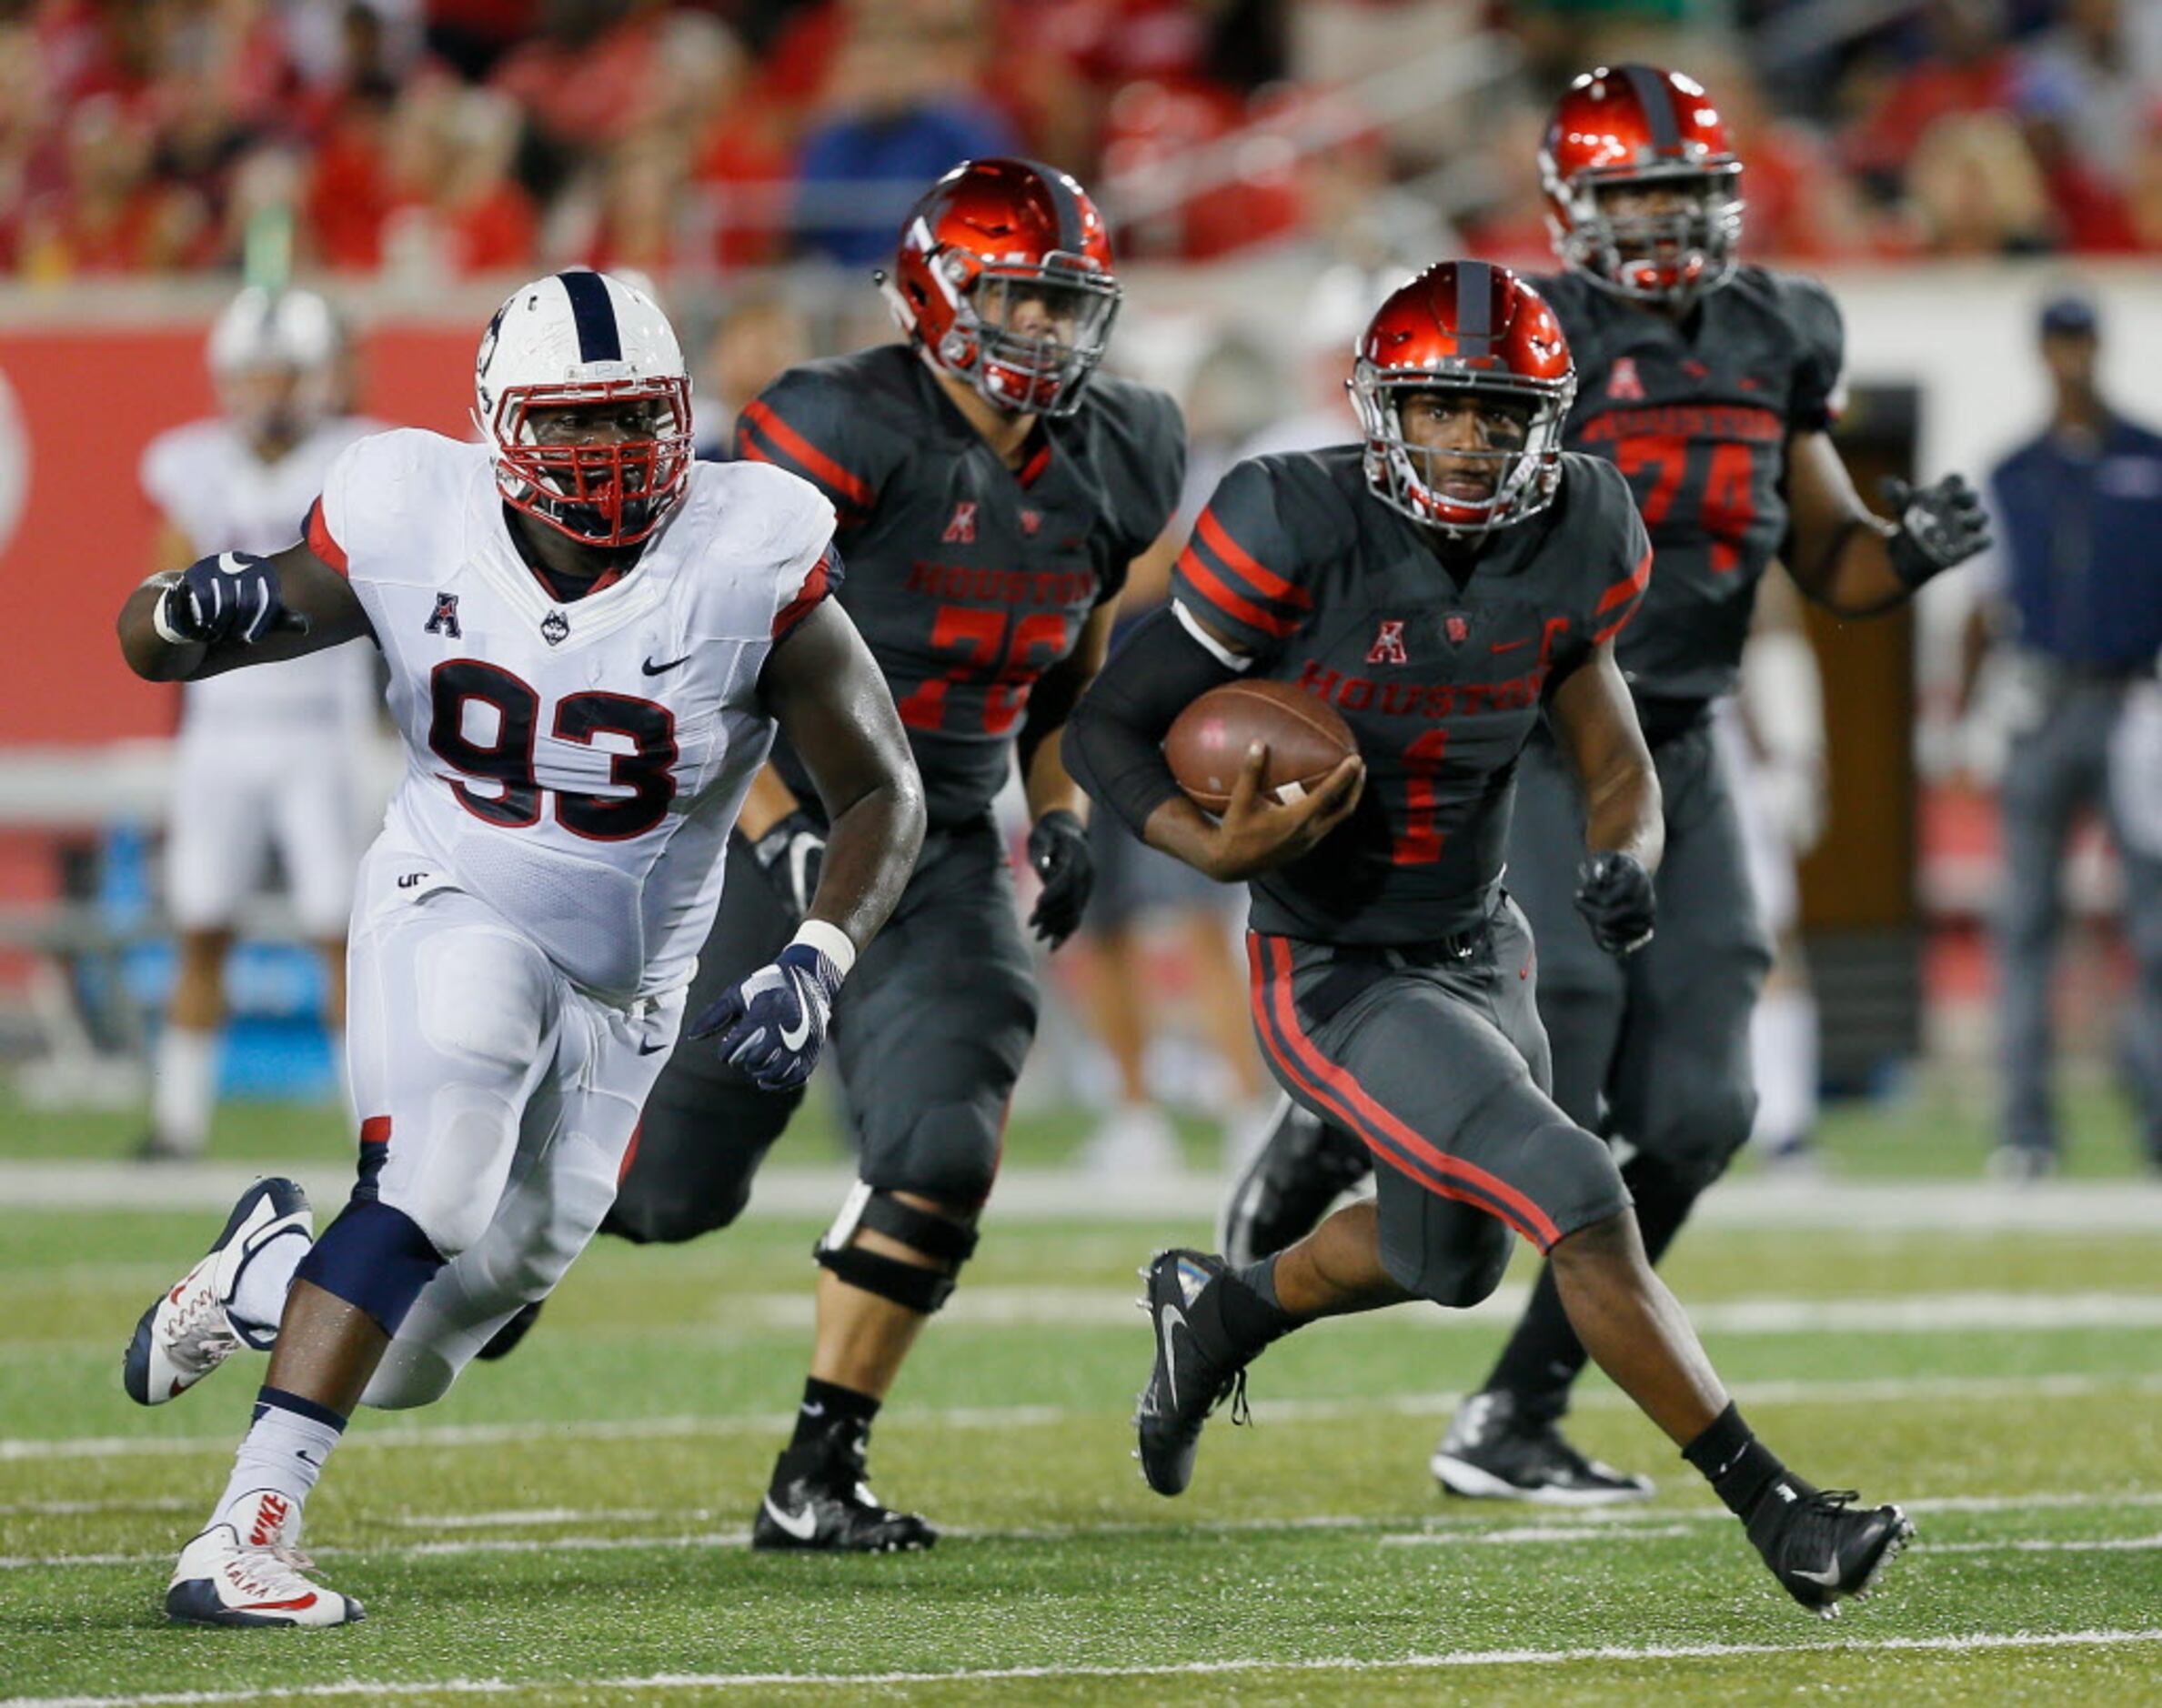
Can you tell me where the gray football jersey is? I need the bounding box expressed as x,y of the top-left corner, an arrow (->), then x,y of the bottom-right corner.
1172,447 -> 1649,945
739,345 -> 1185,828
1534,265 -> 1843,705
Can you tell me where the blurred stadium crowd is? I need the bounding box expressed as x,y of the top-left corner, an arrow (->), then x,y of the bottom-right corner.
6,0 -> 2162,287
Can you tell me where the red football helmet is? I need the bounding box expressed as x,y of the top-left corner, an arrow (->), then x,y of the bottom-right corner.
881,157 -> 1121,418
1350,262 -> 1575,536
1540,65 -> 1744,308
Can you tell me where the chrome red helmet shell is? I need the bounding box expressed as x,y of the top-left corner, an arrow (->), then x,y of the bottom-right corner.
1350,262 -> 1576,536
1540,65 -> 1745,308
882,157 -> 1121,418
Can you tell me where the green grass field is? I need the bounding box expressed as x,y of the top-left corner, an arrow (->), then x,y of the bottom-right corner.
3,1091 -> 2160,1704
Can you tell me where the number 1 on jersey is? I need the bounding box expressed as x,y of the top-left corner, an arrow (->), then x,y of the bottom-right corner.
1391,727 -> 1452,866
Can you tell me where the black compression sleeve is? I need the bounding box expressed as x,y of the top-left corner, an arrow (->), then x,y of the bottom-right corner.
1063,604 -> 1243,839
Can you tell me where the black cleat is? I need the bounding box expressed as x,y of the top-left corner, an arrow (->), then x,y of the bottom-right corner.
1746,1480 -> 1915,1617
752,1422 -> 938,1553
1220,1100 -> 1372,1268
1430,1390 -> 1654,1506
475,1300 -> 543,1361
1134,1248 -> 1258,1497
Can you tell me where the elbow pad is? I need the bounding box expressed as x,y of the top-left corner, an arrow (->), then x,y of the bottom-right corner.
1064,603 -> 1246,839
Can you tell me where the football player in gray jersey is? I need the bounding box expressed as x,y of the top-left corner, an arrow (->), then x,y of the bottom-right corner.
1222,65 -> 1989,1504
1069,262 -> 1916,1618
494,161 -> 1185,1553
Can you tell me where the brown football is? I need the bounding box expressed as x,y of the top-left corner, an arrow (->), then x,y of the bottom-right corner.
1164,679 -> 1358,814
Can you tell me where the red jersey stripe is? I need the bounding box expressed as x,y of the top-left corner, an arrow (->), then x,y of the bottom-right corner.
773,548 -> 835,639
1177,548 -> 1300,638
1196,509 -> 1312,608
739,401 -> 873,512
305,499 -> 348,576
1255,934 -> 1563,1249
1594,546 -> 1654,616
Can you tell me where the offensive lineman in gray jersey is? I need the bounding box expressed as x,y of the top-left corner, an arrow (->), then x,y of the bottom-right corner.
1222,65 -> 1988,1503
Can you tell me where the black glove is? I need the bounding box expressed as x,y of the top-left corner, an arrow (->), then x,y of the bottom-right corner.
747,809 -> 826,922
1026,809 -> 1093,950
154,551 -> 309,648
1884,474 -> 1989,590
1574,850 -> 1655,957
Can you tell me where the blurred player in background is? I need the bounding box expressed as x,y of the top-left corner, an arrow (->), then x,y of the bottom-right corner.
1723,570 -> 1828,1171
1070,261 -> 1916,1619
586,160 -> 1185,1552
136,286 -> 377,1162
689,290 -> 812,461
1223,65 -> 1989,1504
116,269 -> 923,1625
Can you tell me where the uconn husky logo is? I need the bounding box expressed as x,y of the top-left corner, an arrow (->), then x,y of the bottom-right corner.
425,593 -> 462,638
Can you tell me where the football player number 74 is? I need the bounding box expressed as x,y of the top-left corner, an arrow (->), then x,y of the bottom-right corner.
896,606 -> 1070,735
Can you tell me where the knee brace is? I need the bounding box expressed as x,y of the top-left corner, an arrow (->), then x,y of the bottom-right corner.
294,1197 -> 446,1338
813,1181 -> 980,1314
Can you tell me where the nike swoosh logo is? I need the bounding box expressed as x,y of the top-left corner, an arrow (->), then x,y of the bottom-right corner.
762,1495 -> 819,1541
1489,638 -> 1530,655
1795,1556 -> 1845,1587
637,1041 -> 665,1056
1158,1302 -> 1187,1411
779,1011 -> 812,1052
642,654 -> 690,676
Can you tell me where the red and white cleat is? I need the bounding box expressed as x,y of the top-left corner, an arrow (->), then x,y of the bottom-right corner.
165,1490 -> 363,1628
123,1177 -> 310,1405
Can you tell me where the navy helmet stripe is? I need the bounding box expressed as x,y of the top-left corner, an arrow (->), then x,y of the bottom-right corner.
1622,64 -> 1683,153
1028,160 -> 1085,254
558,271 -> 623,364
1453,262 -> 1493,354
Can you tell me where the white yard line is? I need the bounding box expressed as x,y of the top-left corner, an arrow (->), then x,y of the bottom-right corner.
6,1369 -> 2160,1463
11,1489 -> 2162,1572
4,1160 -> 2158,1230
4,1628 -> 2160,1707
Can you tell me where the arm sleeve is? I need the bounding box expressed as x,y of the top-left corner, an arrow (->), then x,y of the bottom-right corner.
1167,457 -> 1316,656
1780,275 -> 1846,432
735,370 -> 883,527
1063,603 -> 1244,839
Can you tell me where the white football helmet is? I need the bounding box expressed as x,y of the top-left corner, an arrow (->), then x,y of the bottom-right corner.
474,270 -> 693,550
207,286 -> 341,444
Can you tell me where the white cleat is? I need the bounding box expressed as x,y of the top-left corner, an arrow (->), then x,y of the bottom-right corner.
165,1491 -> 363,1628
124,1177 -> 310,1405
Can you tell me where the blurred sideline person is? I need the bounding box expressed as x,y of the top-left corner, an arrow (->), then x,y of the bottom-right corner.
137,288 -> 377,1162
1075,336 -> 1284,1176
1960,293 -> 2162,1178
1068,261 -> 1917,1620
1223,65 -> 1989,1504
116,268 -> 923,1625
1719,568 -> 1827,1170
584,160 -> 1185,1552
690,291 -> 812,460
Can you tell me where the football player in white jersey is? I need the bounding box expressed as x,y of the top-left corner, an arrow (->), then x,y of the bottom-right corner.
138,287 -> 378,1161
113,270 -> 926,1628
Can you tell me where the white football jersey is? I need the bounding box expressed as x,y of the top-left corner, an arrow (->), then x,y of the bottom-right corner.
312,428 -> 837,1002
141,415 -> 380,732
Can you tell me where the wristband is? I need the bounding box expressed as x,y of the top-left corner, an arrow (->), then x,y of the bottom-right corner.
789,919 -> 858,980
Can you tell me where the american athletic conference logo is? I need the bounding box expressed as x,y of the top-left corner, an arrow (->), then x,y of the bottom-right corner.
1367,620 -> 1409,665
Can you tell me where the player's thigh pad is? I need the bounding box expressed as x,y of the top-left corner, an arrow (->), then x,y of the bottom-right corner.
833,823 -> 1039,1208
1503,738 -> 1624,1130
347,867 -> 562,1260
1248,933 -> 1628,1305
364,981 -> 682,1408
166,740 -> 277,929
1608,728 -> 1772,1190
608,837 -> 803,1243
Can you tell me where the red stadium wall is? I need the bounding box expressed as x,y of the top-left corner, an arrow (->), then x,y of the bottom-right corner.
0,325 -> 477,747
